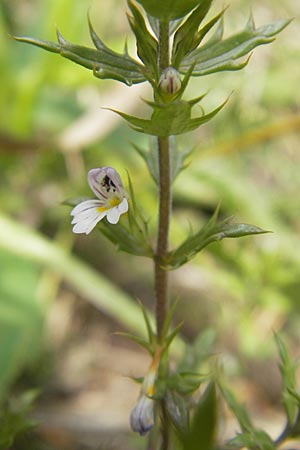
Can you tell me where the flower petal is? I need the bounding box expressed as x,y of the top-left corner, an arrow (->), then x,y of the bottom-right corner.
72,210 -> 107,234
71,204 -> 105,224
106,198 -> 128,224
130,395 -> 154,436
87,167 -> 125,199
71,199 -> 104,216
106,206 -> 121,224
118,198 -> 129,214
71,208 -> 100,225
104,167 -> 124,194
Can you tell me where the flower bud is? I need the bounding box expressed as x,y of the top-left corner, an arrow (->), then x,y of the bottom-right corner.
130,395 -> 155,436
129,351 -> 160,436
158,67 -> 181,96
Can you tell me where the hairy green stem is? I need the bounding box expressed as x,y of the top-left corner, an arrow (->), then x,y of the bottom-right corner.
155,20 -> 171,450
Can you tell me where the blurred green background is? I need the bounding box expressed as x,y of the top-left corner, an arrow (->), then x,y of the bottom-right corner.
0,0 -> 299,448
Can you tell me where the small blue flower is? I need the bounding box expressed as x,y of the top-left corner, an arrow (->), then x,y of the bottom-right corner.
130,394 -> 155,436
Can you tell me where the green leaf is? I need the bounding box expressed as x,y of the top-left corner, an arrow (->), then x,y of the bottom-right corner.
14,26 -> 145,86
127,0 -> 158,77
180,17 -> 291,76
0,390 -> 38,448
133,141 -> 159,184
110,96 -> 226,137
218,381 -> 253,433
115,332 -> 154,354
229,430 -> 275,450
166,214 -> 269,269
172,0 -> 213,68
168,372 -> 206,395
274,333 -> 298,424
183,382 -> 217,450
134,137 -> 192,185
135,0 -> 204,20
220,381 -> 276,449
137,300 -> 156,347
98,219 -> 153,257
165,322 -> 184,350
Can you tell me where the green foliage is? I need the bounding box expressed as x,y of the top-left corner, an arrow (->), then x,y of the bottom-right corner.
127,0 -> 158,78
110,96 -> 227,137
167,372 -> 206,395
116,300 -> 156,355
165,208 -> 269,269
172,0 -> 214,68
179,16 -> 291,76
14,1 -> 290,90
0,390 -> 37,449
135,136 -> 192,185
274,333 -> 298,425
182,382 -> 217,450
98,178 -> 153,257
5,0 -> 296,448
14,27 -> 145,86
218,381 -> 275,450
135,0 -> 205,20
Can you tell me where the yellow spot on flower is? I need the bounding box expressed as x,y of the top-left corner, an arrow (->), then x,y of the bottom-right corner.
96,196 -> 121,213
97,206 -> 108,212
109,196 -> 121,207
146,385 -> 154,397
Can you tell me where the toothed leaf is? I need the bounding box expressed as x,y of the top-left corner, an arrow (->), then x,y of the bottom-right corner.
166,218 -> 269,270
110,97 -> 226,137
180,17 -> 291,76
274,333 -> 298,425
127,0 -> 158,76
172,0 -> 213,68
14,30 -> 145,85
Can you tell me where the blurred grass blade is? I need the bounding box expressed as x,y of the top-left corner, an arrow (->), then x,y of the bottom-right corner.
0,213 -> 184,357
0,213 -> 149,337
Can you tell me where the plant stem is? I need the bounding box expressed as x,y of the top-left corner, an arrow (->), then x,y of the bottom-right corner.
155,136 -> 171,337
155,20 -> 170,339
155,20 -> 171,450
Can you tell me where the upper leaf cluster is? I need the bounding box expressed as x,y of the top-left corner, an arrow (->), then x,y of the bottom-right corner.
14,1 -> 290,89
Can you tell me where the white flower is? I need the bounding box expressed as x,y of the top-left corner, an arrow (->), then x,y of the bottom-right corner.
71,167 -> 128,234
